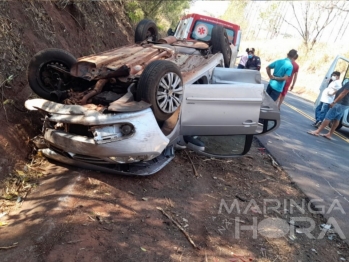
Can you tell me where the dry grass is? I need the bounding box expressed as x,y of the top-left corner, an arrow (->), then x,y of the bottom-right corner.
242,38 -> 349,102
0,153 -> 49,214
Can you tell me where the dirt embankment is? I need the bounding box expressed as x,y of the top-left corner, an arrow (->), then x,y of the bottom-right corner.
0,1 -> 133,183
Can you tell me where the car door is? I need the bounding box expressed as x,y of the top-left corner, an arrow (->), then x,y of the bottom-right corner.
255,90 -> 281,135
180,83 -> 264,135
339,57 -> 349,127
179,83 -> 264,157
315,55 -> 349,108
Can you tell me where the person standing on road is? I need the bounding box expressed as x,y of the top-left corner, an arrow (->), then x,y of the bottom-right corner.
245,48 -> 261,71
307,81 -> 349,140
265,49 -> 297,101
237,48 -> 249,69
312,71 -> 341,127
277,54 -> 299,109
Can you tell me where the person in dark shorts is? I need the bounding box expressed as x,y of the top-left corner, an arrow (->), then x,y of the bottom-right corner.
245,48 -> 261,71
265,49 -> 297,101
307,82 -> 349,140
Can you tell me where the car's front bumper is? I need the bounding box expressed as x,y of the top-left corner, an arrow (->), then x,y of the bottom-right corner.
41,148 -> 174,176
25,99 -> 170,164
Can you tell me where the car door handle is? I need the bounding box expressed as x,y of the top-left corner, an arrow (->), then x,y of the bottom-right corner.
243,121 -> 256,125
187,97 -> 261,102
261,106 -> 273,111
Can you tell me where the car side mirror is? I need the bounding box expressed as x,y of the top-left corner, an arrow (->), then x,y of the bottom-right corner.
255,119 -> 278,134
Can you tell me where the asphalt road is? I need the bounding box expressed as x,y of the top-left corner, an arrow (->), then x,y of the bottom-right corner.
257,92 -> 349,242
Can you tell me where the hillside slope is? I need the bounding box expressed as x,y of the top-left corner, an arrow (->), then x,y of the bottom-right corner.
0,1 -> 133,182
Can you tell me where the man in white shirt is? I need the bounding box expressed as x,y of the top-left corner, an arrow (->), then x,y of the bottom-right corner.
312,71 -> 341,127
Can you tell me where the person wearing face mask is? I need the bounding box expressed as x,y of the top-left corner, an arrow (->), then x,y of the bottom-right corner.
308,80 -> 349,140
245,48 -> 261,71
312,71 -> 341,127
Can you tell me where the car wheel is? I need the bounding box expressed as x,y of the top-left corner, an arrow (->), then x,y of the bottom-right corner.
137,60 -> 183,122
27,48 -> 77,100
134,19 -> 158,43
329,118 -> 343,131
211,25 -> 231,68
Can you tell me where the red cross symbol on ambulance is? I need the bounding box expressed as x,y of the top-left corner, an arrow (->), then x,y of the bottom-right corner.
195,24 -> 208,38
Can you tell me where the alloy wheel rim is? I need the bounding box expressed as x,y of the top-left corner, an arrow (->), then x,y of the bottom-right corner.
156,72 -> 183,114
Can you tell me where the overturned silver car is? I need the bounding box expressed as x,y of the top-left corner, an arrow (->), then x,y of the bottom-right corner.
25,21 -> 280,175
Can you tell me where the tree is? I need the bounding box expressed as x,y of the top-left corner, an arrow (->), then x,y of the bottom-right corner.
125,0 -> 190,27
257,2 -> 282,39
283,1 -> 345,51
326,1 -> 349,41
221,0 -> 249,31
328,1 -> 349,12
157,0 -> 191,28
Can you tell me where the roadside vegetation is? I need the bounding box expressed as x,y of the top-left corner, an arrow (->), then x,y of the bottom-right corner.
124,0 -> 191,34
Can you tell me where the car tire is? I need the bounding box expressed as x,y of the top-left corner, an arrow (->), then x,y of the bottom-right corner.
27,48 -> 77,100
329,118 -> 343,131
211,25 -> 231,68
134,19 -> 158,43
137,60 -> 183,122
